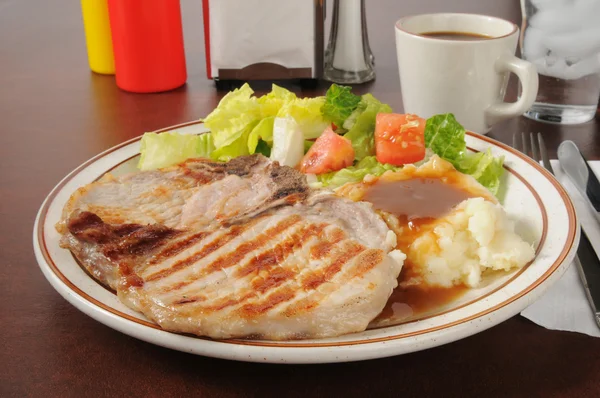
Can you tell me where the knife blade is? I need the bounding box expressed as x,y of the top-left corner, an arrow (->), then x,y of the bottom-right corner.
558,140 -> 600,215
555,139 -> 600,328
573,229 -> 600,328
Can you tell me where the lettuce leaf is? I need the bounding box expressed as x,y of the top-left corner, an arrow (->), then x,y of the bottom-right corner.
318,156 -> 401,188
277,97 -> 329,139
457,149 -> 505,195
210,123 -> 254,162
201,83 -> 261,149
200,83 -> 326,160
321,84 -> 361,128
269,116 -> 305,167
138,132 -> 214,171
247,116 -> 274,153
424,113 -> 466,167
255,140 -> 271,157
342,94 -> 392,160
257,84 -> 297,118
424,113 -> 504,195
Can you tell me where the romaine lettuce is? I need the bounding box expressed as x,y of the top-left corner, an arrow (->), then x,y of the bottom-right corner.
321,84 -> 361,128
138,132 -> 214,171
270,117 -> 304,167
458,149 -> 505,195
342,94 -> 392,160
277,97 -> 329,139
318,156 -> 400,188
247,116 -> 274,154
424,113 -> 466,167
201,84 -> 294,160
202,83 -> 260,149
210,124 -> 253,162
257,84 -> 297,118
424,113 -> 504,195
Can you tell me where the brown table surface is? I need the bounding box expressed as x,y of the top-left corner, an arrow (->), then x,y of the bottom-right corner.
2,1 -> 600,397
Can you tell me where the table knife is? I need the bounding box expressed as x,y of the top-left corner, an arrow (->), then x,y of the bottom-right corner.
558,140 -> 600,215
557,140 -> 600,328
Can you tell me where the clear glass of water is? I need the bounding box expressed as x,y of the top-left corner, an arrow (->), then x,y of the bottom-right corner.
520,0 -> 600,124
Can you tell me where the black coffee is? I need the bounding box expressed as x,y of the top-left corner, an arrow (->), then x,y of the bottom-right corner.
420,31 -> 493,40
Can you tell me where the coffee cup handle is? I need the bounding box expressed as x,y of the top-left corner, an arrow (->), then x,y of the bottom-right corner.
485,54 -> 539,126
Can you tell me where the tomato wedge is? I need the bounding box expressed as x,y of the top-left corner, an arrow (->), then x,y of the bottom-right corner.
300,127 -> 355,174
374,113 -> 426,165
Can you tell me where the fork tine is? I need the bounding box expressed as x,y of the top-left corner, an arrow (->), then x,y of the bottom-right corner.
513,132 -> 521,152
521,132 -> 530,157
530,132 -> 540,162
538,133 -> 555,175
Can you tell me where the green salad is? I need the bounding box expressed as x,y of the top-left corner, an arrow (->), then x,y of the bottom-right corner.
138,84 -> 504,195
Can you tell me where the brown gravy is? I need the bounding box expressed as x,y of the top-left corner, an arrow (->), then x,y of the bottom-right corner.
362,175 -> 477,326
363,178 -> 472,219
371,275 -> 468,326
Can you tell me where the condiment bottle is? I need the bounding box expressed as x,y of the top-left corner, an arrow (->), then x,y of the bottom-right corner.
323,0 -> 375,84
80,0 -> 115,75
107,0 -> 187,93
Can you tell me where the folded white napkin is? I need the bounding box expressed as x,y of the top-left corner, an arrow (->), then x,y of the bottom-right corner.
520,160 -> 600,338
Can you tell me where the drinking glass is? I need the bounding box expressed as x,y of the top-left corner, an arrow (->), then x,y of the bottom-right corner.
520,0 -> 600,124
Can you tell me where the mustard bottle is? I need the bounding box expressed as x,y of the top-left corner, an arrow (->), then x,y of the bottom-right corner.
81,0 -> 115,74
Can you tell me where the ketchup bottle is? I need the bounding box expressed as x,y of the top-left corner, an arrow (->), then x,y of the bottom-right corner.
107,0 -> 187,93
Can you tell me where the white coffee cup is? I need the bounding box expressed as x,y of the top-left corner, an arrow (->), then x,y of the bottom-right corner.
395,13 -> 538,133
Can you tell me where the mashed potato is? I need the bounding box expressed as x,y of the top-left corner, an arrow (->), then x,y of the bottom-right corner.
404,197 -> 535,288
336,155 -> 536,290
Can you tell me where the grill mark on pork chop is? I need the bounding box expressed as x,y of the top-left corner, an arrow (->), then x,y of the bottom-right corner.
144,217 -> 262,282
147,231 -> 210,266
67,211 -> 180,260
251,267 -> 296,294
236,286 -> 297,318
104,227 -> 180,260
301,242 -> 366,291
171,224 -> 336,310
58,154 -> 403,340
155,215 -> 302,291
282,250 -> 384,316
145,233 -> 381,317
309,228 -> 346,259
351,249 -> 385,278
234,223 -> 327,278
173,295 -> 207,305
247,228 -> 346,298
277,244 -> 371,317
200,292 -> 255,313
119,262 -> 144,288
200,233 -> 364,317
68,211 -> 132,243
282,296 -> 319,317
191,214 -> 302,276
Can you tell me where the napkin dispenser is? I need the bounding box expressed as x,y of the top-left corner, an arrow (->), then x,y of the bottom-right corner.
202,0 -> 324,87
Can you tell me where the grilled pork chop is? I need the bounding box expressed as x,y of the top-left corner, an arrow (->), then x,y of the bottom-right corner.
57,155 -> 306,233
58,155 -> 405,340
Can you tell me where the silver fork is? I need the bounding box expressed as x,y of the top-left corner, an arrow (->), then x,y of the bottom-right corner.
512,132 -> 553,174
513,131 -> 600,328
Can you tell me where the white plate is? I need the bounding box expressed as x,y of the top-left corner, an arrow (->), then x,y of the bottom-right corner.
33,121 -> 579,364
